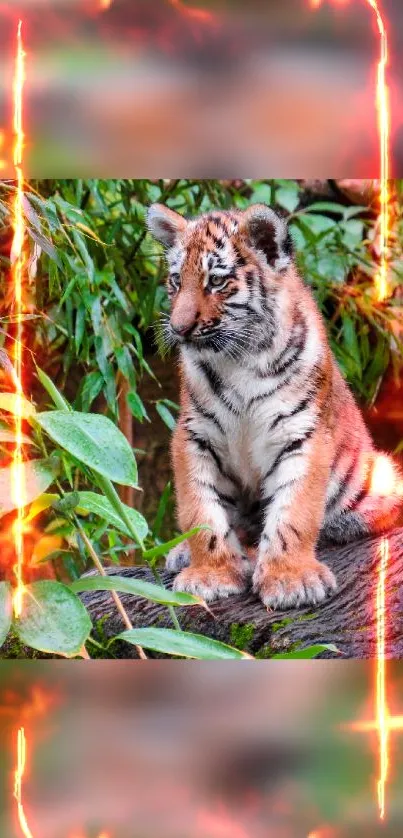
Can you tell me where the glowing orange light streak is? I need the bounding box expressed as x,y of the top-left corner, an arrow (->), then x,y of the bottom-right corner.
309,0 -> 391,302
13,710 -> 111,838
14,727 -> 34,838
11,20 -> 27,619
0,129 -> 6,170
344,538 -> 403,820
376,536 -> 389,820
168,0 -> 215,24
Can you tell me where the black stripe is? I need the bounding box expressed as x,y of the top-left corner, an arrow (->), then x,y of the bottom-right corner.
216,489 -> 237,506
208,534 -> 217,551
186,430 -> 224,474
260,493 -> 275,509
263,431 -> 315,483
270,339 -> 306,377
198,361 -> 224,397
269,394 -> 313,432
189,390 -> 225,434
248,368 -> 299,406
326,452 -> 358,512
279,531 -> 287,552
225,301 -> 249,310
288,523 -> 301,540
258,317 -> 307,379
348,486 -> 368,511
187,430 -> 241,490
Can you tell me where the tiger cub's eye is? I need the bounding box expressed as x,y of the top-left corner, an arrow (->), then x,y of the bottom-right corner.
209,275 -> 229,289
169,273 -> 180,289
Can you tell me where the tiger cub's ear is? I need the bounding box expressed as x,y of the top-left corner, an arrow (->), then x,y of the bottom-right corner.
147,203 -> 187,248
240,204 -> 293,272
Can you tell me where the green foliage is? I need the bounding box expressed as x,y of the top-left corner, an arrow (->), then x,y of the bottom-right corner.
71,574 -> 202,608
0,583 -> 12,646
35,410 -> 138,486
13,581 -> 91,657
113,627 -> 253,659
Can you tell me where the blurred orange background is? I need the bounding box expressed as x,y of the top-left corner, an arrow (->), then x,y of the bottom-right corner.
0,0 -> 402,176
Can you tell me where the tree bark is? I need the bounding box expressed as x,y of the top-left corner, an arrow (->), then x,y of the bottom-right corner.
81,527 -> 403,659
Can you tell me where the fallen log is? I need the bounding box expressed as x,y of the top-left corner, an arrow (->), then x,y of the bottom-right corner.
81,527 -> 403,659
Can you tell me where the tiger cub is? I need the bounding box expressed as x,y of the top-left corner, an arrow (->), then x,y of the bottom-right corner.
147,202 -> 401,609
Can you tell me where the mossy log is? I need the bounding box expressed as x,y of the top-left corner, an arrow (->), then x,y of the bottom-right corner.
81,527 -> 403,659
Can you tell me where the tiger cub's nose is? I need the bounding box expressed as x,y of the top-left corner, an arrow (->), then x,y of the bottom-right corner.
171,320 -> 195,337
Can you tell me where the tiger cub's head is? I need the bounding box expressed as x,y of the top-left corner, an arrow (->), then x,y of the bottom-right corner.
147,203 -> 293,354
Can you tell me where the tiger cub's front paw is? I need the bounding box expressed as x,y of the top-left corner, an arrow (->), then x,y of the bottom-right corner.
165,540 -> 191,572
173,564 -> 247,602
253,556 -> 337,610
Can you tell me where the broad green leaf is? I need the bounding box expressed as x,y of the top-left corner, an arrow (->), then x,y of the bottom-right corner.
0,458 -> 59,517
0,392 -> 36,419
36,366 -> 71,410
272,643 -> 340,659
143,526 -> 209,561
13,581 -> 91,657
35,411 -> 138,487
275,181 -> 300,213
0,582 -> 12,646
71,574 -> 201,607
114,627 -> 253,659
66,491 -> 148,542
24,492 -> 59,524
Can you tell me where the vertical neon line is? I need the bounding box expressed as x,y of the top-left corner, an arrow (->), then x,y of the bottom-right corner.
376,537 -> 389,820
11,19 -> 26,618
14,727 -> 34,838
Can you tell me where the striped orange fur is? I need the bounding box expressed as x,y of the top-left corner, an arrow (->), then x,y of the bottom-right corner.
147,203 -> 402,609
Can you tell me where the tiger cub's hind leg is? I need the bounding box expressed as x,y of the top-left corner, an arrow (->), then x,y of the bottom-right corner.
321,451 -> 402,546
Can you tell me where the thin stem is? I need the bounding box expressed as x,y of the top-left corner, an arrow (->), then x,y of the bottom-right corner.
73,514 -> 147,660
151,564 -> 182,632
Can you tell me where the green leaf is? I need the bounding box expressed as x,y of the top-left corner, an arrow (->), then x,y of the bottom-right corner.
156,401 -> 177,431
77,371 -> 104,412
113,627 -> 253,659
35,411 -> 138,487
304,201 -> 347,215
127,391 -> 149,423
68,490 -> 148,543
71,574 -> 201,607
342,315 -> 361,370
36,366 -> 71,410
27,226 -> 62,266
0,458 -> 59,517
275,181 -> 300,213
143,526 -> 209,561
272,643 -> 340,659
13,581 -> 91,657
0,392 -> 36,419
0,582 -> 12,646
24,493 -> 59,524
